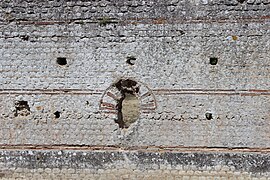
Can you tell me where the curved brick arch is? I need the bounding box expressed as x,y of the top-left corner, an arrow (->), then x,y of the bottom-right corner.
99,78 -> 157,117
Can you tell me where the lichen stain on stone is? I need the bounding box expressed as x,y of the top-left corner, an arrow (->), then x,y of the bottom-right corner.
232,35 -> 238,40
226,35 -> 238,41
36,106 -> 43,111
121,93 -> 140,128
152,18 -> 167,24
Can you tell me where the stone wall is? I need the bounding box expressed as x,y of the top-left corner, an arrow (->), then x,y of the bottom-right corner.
0,149 -> 269,179
0,0 -> 269,179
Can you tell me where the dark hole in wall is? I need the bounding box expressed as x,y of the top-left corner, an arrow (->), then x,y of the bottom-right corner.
210,57 -> 218,65
36,154 -> 44,162
56,57 -> 67,65
20,35 -> 29,41
114,79 -> 140,128
54,111 -> 61,118
126,56 -> 136,65
243,24 -> 248,29
14,101 -> 30,117
205,112 -> 213,120
237,0 -> 246,3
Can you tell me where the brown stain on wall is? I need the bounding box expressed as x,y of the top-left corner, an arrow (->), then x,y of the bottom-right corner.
152,18 -> 167,24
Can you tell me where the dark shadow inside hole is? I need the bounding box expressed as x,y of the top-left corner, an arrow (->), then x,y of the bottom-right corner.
54,111 -> 61,118
114,79 -> 140,129
14,100 -> 30,117
20,35 -> 29,41
205,112 -> 213,120
237,0 -> 246,3
56,57 -> 67,65
126,56 -> 136,65
210,57 -> 218,65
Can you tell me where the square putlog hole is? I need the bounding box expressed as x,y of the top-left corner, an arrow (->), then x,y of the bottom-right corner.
56,57 -> 67,65
209,57 -> 218,65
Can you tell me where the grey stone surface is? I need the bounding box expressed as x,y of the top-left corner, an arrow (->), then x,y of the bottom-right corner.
0,150 -> 269,174
0,0 -> 269,147
0,0 -> 269,176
